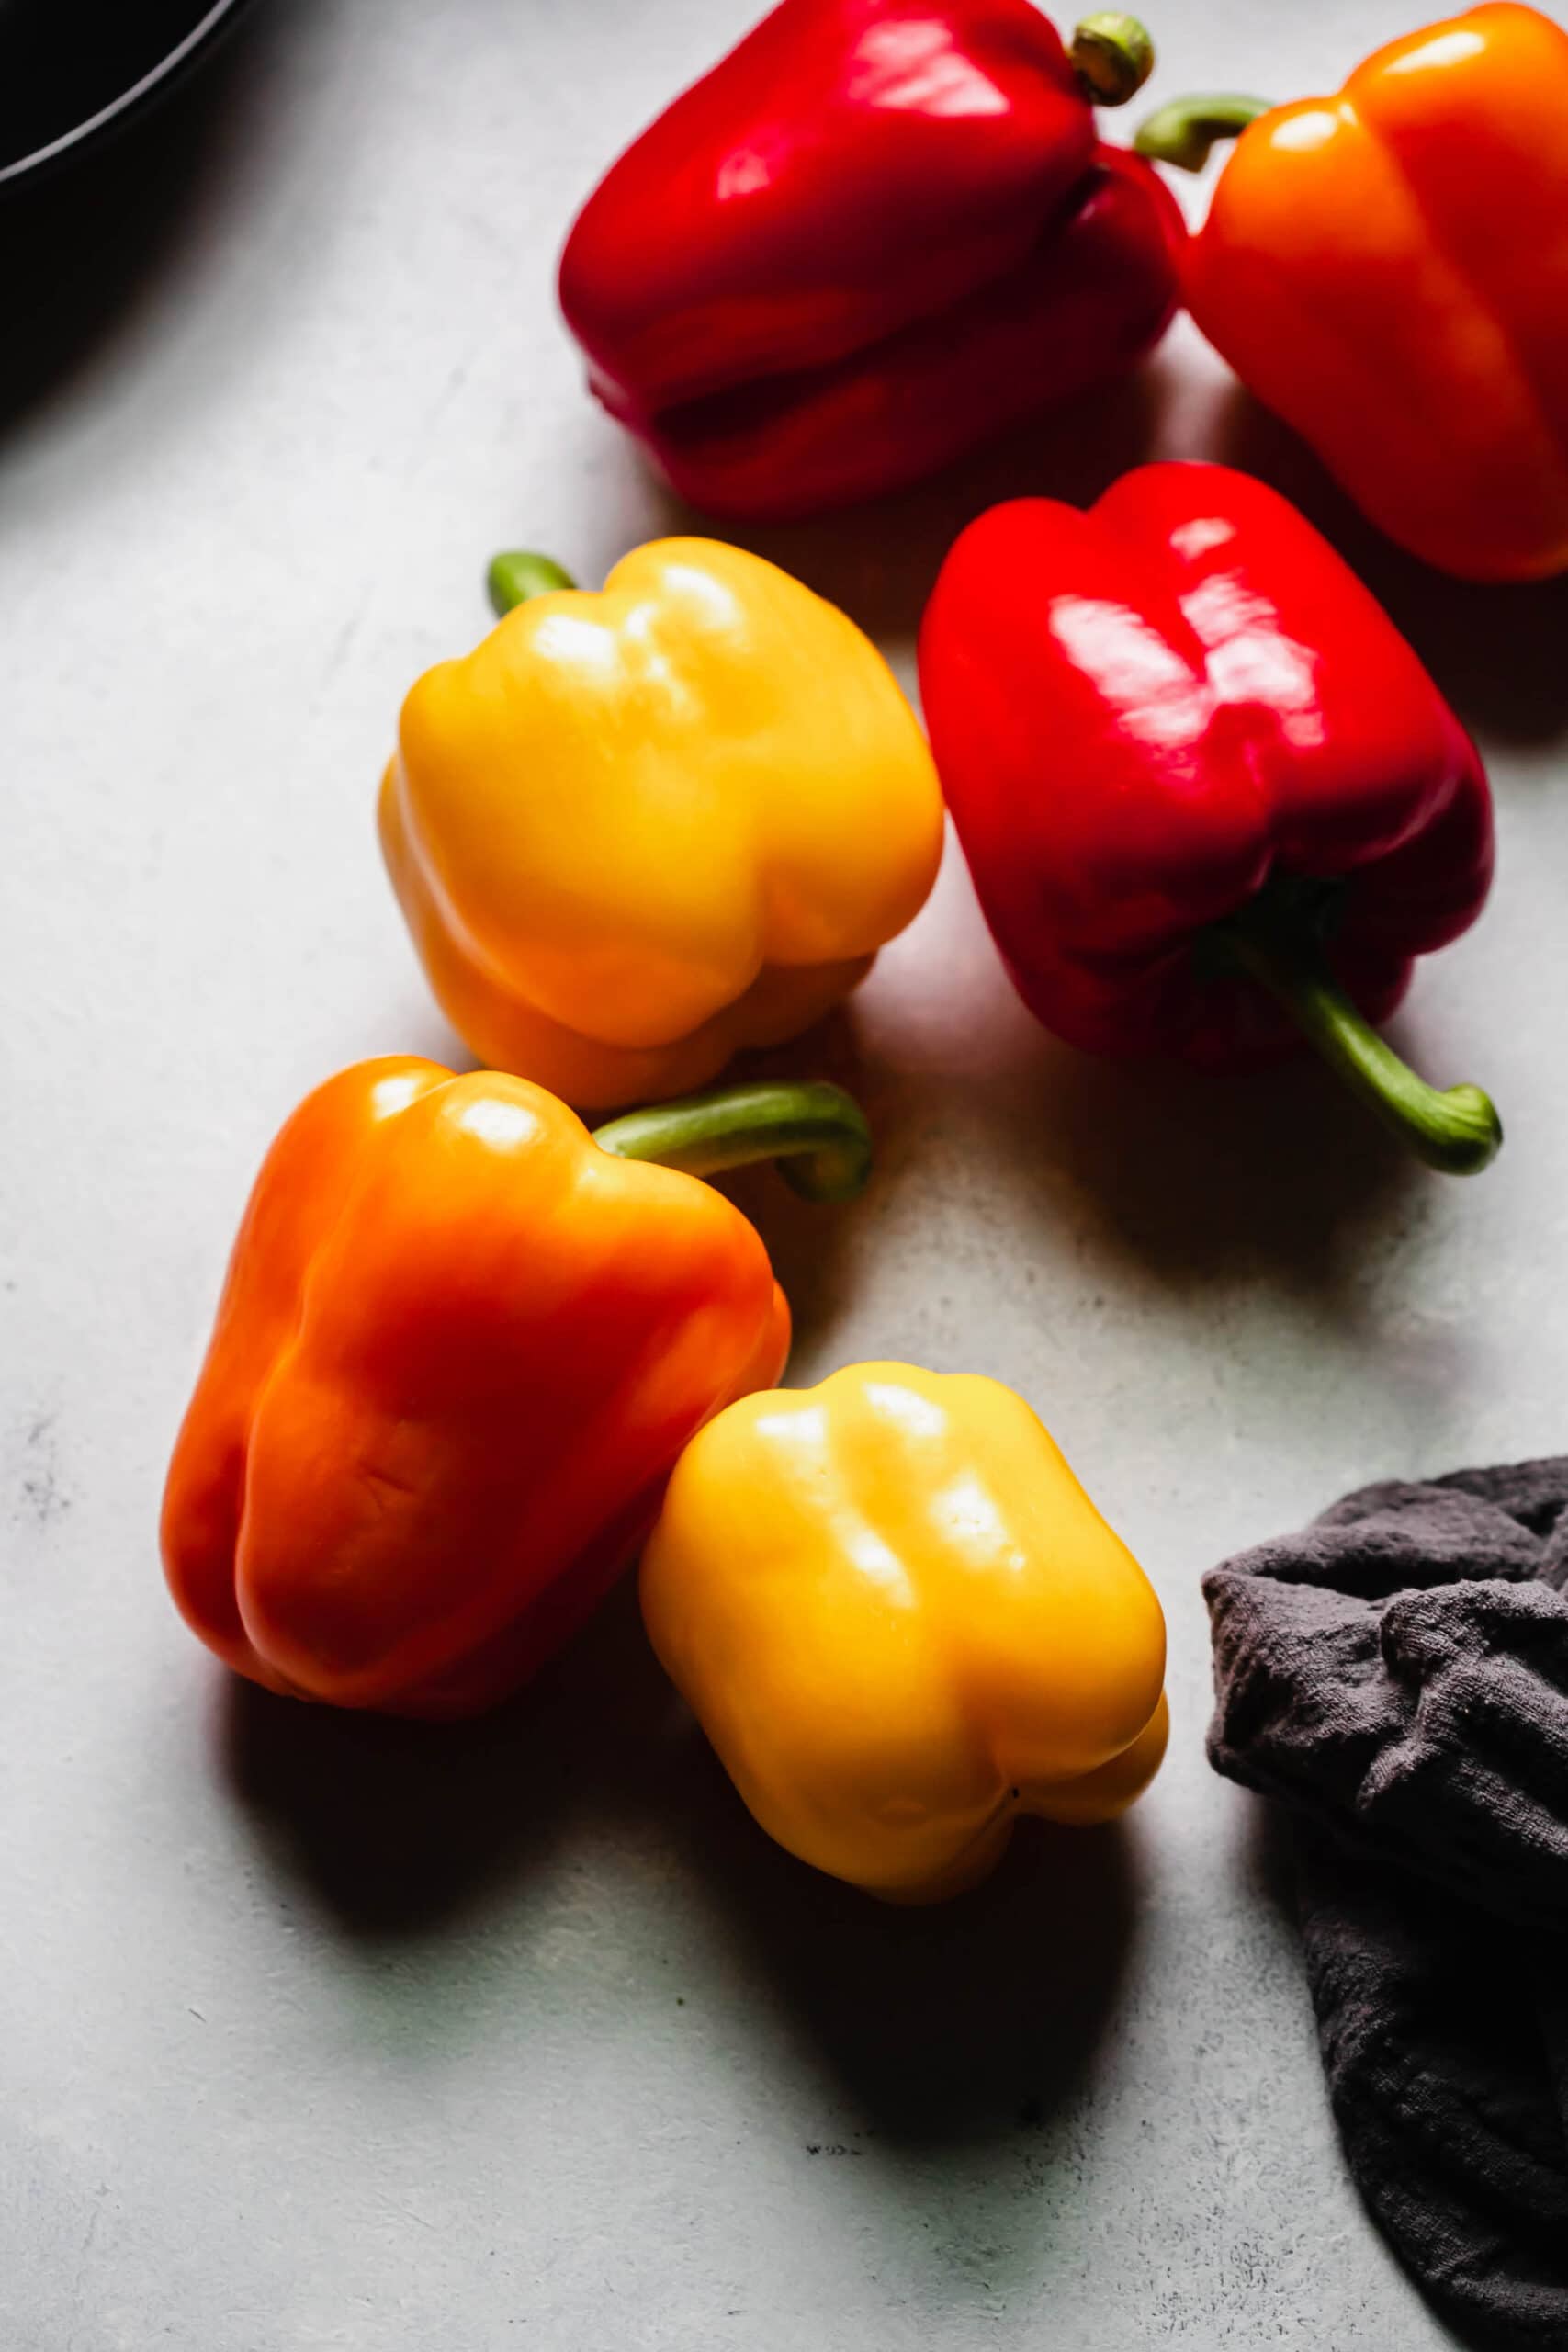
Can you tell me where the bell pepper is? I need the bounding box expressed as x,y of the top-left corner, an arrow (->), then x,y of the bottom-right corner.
379,538 -> 944,1112
641,1361 -> 1168,1901
557,5 -> 1183,518
1135,4 -> 1568,582
918,461 -> 1503,1174
161,1058 -> 871,1719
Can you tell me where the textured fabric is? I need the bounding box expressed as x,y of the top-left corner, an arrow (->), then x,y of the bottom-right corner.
1204,1460 -> 1568,2348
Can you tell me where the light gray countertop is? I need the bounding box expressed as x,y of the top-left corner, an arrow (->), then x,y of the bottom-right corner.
6,2 -> 1566,2344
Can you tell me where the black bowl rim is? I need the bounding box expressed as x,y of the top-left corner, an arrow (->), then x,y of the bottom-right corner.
0,0 -> 251,187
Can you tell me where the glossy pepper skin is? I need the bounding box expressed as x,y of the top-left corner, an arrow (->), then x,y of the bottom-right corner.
641,1363 -> 1168,1902
918,462 -> 1499,1168
558,1 -> 1183,519
162,1058 -> 791,1719
1146,6 -> 1568,582
380,539 -> 944,1113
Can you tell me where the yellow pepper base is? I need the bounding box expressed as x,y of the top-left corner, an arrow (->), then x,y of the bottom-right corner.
864,1694 -> 1170,1905
641,1363 -> 1168,1904
381,762 -> 874,1108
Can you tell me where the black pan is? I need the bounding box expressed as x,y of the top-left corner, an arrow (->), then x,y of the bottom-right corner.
0,0 -> 251,187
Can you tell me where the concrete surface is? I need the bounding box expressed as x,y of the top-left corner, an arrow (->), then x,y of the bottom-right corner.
6,2 -> 1567,2345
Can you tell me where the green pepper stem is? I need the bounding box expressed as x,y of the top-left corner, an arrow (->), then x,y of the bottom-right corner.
592,1080 -> 873,1204
488,550 -> 578,616
1224,915 -> 1501,1177
1070,14 -> 1156,107
1134,92 -> 1273,171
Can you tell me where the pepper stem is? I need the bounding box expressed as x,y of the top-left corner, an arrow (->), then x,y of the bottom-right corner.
1223,913 -> 1501,1177
489,550 -> 578,616
1070,14 -> 1156,107
592,1080 -> 873,1204
1134,93 -> 1273,171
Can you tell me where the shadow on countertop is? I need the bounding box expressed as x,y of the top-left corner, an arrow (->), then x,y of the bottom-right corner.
0,0 -> 294,440
859,964 -> 1432,1312
221,1577 -> 675,1939
224,1573 -> 1140,2151
969,1035 -> 1432,1306
688,1792 -> 1142,2150
641,366 -> 1172,653
726,977 -> 1425,1339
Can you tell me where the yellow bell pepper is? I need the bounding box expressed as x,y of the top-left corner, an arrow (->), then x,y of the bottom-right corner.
379,540 -> 945,1112
640,1362 -> 1168,1902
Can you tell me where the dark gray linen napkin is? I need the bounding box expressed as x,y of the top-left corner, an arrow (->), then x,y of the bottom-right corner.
1203,1460 -> 1568,2348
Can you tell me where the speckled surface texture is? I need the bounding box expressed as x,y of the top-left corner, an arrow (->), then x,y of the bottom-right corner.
5,2 -> 1567,2344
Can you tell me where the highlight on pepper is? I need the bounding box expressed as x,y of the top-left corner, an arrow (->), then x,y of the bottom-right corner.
918,461 -> 1502,1176
640,1362 -> 1168,1903
1136,4 -> 1568,582
379,537 -> 945,1114
161,1058 -> 871,1720
557,1 -> 1183,518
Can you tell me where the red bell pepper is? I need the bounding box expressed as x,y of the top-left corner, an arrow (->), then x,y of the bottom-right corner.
918,461 -> 1502,1174
558,5 -> 1183,519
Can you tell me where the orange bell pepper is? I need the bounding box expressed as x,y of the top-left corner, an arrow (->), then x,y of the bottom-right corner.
161,1058 -> 869,1719
1137,5 -> 1568,581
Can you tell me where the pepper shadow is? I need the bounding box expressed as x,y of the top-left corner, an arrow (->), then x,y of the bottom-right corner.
0,0 -> 287,440
813,884 -> 1427,1312
220,1573 -> 679,1939
972,1029 -> 1425,1304
222,1559 -> 1140,2155
713,1007 -> 900,1360
662,1742 -> 1145,2148
641,362 -> 1172,654
1212,386 -> 1568,751
643,1709 -> 1151,2316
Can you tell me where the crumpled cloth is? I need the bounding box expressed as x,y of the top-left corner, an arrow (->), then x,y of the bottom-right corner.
1203,1459 -> 1568,2348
